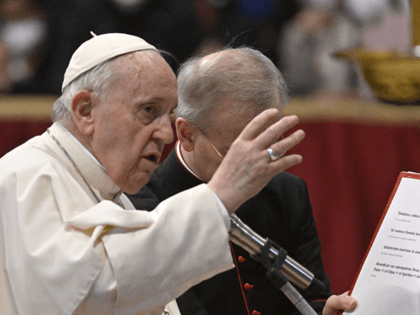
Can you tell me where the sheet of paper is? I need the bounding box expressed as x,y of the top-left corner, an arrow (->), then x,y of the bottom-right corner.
344,174 -> 420,315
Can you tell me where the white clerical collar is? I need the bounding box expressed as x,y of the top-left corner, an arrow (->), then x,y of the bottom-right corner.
175,141 -> 205,182
57,122 -> 106,172
47,122 -> 122,201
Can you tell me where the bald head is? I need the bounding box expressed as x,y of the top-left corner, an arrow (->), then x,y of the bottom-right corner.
176,47 -> 289,133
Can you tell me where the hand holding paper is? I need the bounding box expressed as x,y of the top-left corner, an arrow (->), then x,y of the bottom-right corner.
322,292 -> 357,315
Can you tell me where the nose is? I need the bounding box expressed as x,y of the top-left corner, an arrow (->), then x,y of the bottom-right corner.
153,114 -> 174,144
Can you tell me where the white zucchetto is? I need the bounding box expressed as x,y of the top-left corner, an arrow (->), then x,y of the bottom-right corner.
62,32 -> 157,90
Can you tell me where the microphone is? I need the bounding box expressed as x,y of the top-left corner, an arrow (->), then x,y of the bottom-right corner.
229,214 -> 325,291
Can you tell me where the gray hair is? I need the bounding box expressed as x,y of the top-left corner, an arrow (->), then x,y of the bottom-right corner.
176,47 -> 289,132
51,50 -> 156,124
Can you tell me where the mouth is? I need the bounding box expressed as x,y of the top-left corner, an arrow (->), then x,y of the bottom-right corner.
144,152 -> 161,164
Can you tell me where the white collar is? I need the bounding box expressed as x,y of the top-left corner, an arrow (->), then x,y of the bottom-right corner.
46,122 -> 122,201
58,122 -> 106,171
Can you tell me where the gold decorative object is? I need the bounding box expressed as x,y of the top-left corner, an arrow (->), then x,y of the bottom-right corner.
334,0 -> 420,105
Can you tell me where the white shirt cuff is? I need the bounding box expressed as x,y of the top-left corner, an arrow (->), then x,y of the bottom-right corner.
211,191 -> 231,230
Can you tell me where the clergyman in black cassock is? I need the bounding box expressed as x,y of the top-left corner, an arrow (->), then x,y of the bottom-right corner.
128,143 -> 333,315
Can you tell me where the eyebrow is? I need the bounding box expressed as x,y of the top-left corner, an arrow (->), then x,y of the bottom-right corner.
147,97 -> 164,102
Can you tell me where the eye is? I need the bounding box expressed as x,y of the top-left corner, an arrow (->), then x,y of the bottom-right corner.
141,104 -> 158,120
143,105 -> 157,115
136,104 -> 159,124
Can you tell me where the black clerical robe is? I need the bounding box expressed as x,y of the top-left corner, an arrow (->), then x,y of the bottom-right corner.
128,147 -> 333,315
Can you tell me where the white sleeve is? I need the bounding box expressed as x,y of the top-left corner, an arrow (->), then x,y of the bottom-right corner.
68,184 -> 234,314
75,186 -> 232,314
212,191 -> 231,230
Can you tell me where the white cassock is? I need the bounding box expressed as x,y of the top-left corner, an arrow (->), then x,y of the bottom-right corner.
0,122 -> 234,315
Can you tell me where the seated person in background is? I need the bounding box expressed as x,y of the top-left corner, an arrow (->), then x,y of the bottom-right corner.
0,33 -> 307,315
128,47 -> 357,315
0,0 -> 50,94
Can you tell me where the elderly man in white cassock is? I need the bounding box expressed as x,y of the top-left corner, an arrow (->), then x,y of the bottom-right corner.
0,33 -> 306,315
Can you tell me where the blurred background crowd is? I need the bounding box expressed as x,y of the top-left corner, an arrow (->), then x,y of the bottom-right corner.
0,0 -> 412,98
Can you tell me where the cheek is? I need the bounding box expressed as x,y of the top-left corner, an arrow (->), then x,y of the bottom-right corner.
200,155 -> 222,181
93,134 -> 132,179
92,117 -> 120,149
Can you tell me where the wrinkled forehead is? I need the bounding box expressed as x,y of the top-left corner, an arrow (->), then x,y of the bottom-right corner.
109,51 -> 177,88
114,50 -> 168,72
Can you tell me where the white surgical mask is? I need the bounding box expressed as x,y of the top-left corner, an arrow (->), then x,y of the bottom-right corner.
0,17 -> 47,83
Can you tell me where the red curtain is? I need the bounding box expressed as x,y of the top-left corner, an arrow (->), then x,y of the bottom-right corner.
0,121 -> 51,158
286,122 -> 420,293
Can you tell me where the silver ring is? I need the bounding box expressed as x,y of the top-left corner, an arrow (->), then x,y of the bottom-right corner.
267,148 -> 281,162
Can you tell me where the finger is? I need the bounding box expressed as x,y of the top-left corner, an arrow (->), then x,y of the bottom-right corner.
239,108 -> 282,141
254,115 -> 300,150
267,129 -> 305,162
324,293 -> 357,315
269,153 -> 303,172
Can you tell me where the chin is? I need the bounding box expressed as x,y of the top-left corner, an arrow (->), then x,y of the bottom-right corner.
123,176 -> 151,194
122,184 -> 145,195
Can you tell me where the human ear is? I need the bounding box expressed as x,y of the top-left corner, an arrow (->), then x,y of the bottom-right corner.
71,90 -> 95,136
176,117 -> 197,152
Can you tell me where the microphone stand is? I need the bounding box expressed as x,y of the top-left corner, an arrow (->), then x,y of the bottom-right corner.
229,214 -> 318,315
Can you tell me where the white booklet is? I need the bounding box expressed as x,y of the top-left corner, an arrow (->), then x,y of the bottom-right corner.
344,171 -> 420,315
